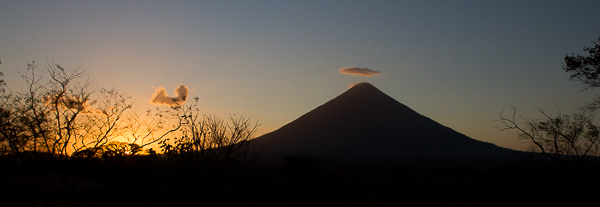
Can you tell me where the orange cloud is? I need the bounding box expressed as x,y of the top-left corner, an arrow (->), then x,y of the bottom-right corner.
339,67 -> 382,77
149,84 -> 189,106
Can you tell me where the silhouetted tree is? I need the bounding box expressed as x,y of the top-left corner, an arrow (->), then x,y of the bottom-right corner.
158,97 -> 261,164
0,61 -> 141,162
0,71 -> 5,94
498,37 -> 600,162
497,107 -> 600,161
563,36 -> 600,113
100,141 -> 141,157
563,36 -> 600,89
0,62 -> 8,156
73,141 -> 142,159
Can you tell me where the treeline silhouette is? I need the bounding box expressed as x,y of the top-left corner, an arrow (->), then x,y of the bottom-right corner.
0,61 -> 260,163
0,61 -> 262,206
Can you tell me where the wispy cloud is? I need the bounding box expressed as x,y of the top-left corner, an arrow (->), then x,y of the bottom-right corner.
339,67 -> 382,77
149,84 -> 189,106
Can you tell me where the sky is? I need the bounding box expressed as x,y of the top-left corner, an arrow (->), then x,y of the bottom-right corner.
1,0 -> 600,151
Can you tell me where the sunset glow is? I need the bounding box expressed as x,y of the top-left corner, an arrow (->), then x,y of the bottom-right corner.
1,1 -> 599,152
2,2 -> 600,206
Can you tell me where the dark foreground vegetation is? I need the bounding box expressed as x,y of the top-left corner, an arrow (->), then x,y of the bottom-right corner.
2,154 -> 599,207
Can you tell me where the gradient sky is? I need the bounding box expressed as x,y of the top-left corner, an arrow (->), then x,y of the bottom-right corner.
2,1 -> 600,151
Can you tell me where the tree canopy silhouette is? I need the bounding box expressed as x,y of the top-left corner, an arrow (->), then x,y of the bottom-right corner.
564,37 -> 600,89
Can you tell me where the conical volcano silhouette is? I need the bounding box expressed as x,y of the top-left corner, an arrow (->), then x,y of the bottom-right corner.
254,82 -> 521,162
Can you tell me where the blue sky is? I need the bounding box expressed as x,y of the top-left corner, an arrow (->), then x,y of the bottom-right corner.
1,1 -> 600,151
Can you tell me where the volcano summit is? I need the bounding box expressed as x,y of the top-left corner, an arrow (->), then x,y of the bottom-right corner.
253,82 -> 523,162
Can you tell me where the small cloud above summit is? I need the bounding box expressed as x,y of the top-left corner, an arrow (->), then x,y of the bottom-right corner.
149,84 -> 189,106
339,67 -> 382,77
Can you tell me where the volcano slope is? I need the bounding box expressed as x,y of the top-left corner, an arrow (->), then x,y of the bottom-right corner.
253,82 -> 524,162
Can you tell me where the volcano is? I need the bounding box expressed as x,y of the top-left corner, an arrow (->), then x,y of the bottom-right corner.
253,82 -> 523,162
